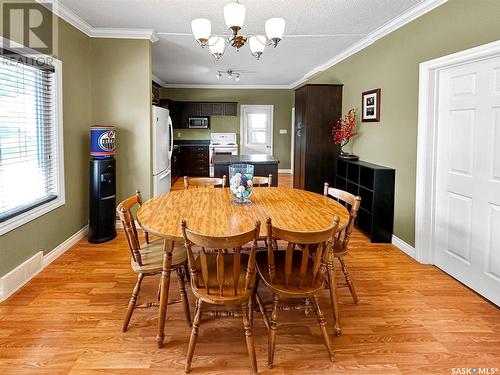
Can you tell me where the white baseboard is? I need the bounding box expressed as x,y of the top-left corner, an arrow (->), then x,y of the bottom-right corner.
392,235 -> 416,259
42,226 -> 89,268
0,225 -> 88,302
278,169 -> 292,174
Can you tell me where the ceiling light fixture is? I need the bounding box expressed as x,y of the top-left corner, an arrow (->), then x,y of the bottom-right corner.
191,0 -> 285,61
217,69 -> 242,81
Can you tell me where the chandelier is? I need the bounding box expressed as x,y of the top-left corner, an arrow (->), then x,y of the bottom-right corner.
191,0 -> 285,60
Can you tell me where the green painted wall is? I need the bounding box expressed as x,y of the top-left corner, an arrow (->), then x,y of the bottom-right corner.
0,20 -> 152,277
308,0 -> 500,246
90,38 -> 153,202
0,18 -> 92,277
160,89 -> 294,169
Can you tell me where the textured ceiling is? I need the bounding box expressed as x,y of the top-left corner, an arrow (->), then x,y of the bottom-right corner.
59,0 -> 428,86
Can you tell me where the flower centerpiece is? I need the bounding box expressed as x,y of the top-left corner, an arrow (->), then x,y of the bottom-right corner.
332,108 -> 359,160
229,164 -> 254,205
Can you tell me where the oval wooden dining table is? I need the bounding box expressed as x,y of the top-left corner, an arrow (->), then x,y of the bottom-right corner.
137,187 -> 350,348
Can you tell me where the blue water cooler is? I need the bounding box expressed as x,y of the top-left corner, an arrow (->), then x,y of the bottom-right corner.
88,126 -> 117,243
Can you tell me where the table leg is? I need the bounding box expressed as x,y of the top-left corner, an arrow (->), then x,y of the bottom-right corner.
157,239 -> 173,348
327,251 -> 341,336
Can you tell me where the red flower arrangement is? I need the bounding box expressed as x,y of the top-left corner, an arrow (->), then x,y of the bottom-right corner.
332,108 -> 358,157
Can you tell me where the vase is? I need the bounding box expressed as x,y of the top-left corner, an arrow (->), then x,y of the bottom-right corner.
339,145 -> 359,161
229,164 -> 254,205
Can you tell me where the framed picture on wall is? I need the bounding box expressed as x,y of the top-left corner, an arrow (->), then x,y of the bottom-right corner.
362,88 -> 381,122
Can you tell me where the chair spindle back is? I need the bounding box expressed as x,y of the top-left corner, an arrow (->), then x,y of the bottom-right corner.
116,190 -> 145,266
184,176 -> 227,189
252,174 -> 273,187
181,220 -> 261,298
265,217 -> 340,290
323,182 -> 361,250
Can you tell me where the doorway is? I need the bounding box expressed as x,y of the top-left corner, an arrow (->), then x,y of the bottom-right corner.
416,40 -> 500,306
240,105 -> 273,155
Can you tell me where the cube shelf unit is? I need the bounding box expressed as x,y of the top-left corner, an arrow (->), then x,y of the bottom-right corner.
336,159 -> 395,243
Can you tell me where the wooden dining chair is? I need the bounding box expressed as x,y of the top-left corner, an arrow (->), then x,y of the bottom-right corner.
183,175 -> 226,189
323,183 -> 361,302
116,191 -> 192,333
255,216 -> 340,368
253,174 -> 272,187
181,220 -> 261,374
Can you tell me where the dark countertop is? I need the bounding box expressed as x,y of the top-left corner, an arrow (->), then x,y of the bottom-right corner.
213,154 -> 279,165
174,140 -> 210,147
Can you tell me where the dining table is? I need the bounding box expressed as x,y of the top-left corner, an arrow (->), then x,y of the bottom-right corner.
137,186 -> 350,348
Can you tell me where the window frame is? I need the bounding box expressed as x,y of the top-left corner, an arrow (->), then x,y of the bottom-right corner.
0,39 -> 65,235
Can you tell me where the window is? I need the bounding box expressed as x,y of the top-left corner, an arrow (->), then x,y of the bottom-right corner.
240,105 -> 273,156
0,50 -> 64,235
247,113 -> 267,144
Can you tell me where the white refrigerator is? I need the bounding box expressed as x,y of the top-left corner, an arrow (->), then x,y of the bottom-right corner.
152,106 -> 173,196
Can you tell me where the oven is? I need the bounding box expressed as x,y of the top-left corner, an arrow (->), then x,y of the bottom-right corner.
209,146 -> 238,177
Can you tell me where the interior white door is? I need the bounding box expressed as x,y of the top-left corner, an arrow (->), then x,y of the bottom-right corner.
434,55 -> 500,305
240,105 -> 273,155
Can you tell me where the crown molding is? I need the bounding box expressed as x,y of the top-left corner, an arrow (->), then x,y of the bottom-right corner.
36,0 -> 158,42
290,0 -> 448,88
152,74 -> 167,87
161,84 -> 292,90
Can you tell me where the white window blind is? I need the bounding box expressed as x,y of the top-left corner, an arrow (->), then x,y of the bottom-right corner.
0,53 -> 59,223
247,113 -> 268,144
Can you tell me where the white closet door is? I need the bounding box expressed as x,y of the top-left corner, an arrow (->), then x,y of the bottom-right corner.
434,56 -> 500,305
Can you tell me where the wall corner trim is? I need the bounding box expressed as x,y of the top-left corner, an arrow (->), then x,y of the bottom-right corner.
37,0 -> 159,42
392,235 -> 416,259
290,0 -> 448,88
0,225 -> 89,302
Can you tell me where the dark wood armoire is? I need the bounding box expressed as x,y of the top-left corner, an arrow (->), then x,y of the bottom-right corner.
293,84 -> 343,193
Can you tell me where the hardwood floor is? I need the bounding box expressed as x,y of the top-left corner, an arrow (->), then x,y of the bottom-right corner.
0,174 -> 499,374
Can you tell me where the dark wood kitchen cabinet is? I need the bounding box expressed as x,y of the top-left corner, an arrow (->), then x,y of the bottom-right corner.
181,145 -> 209,177
171,146 -> 182,185
293,84 -> 343,193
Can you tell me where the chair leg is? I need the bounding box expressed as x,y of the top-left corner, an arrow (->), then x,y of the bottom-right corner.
304,297 -> 312,316
176,266 -> 192,327
185,299 -> 202,373
254,274 -> 270,330
339,256 -> 358,304
241,301 -> 258,374
184,263 -> 190,283
255,292 -> 270,331
123,273 -> 144,332
326,252 -> 341,336
268,293 -> 279,369
312,296 -> 335,362
249,293 -> 254,326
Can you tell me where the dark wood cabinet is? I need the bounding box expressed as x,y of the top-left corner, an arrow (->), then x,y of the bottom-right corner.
212,103 -> 225,116
293,84 -> 343,194
336,159 -> 395,243
164,101 -> 238,128
223,102 -> 237,116
181,145 -> 209,177
171,146 -> 182,185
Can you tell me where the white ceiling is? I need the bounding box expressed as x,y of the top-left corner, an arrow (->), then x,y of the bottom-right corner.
58,0 -> 435,87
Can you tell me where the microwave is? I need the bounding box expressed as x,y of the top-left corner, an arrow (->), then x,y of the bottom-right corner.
188,117 -> 210,129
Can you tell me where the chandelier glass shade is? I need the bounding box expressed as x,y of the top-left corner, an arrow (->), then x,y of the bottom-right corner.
191,0 -> 285,60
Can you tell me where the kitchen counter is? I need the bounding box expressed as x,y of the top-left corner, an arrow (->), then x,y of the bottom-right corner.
174,140 -> 210,147
213,154 -> 279,165
214,154 -> 279,186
